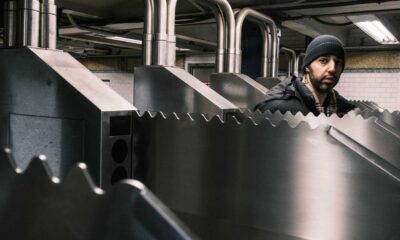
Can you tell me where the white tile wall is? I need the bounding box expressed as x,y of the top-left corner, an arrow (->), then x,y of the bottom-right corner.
336,71 -> 400,112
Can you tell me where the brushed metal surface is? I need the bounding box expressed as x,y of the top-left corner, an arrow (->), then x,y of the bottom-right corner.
0,47 -> 135,188
133,112 -> 400,240
209,72 -> 268,109
134,65 -> 238,117
255,76 -> 282,89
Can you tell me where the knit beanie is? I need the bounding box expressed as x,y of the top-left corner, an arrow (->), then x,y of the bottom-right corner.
302,35 -> 345,70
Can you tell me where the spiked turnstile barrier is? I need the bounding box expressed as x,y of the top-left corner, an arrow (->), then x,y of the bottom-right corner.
132,110 -> 400,240
0,148 -> 196,240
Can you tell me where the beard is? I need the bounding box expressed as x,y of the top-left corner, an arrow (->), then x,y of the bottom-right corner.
308,70 -> 338,93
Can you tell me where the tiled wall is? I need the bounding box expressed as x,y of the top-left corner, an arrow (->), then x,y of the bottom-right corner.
336,70 -> 400,112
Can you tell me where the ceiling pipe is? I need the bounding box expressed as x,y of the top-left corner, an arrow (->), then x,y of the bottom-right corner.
143,0 -> 154,65
280,46 -> 297,77
3,1 -> 18,47
153,0 -> 168,65
18,0 -> 40,47
235,8 -> 279,77
260,25 -> 270,77
196,1 -> 226,73
40,0 -> 57,49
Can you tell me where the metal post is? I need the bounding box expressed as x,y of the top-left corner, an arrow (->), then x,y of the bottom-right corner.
166,0 -> 177,67
40,0 -> 57,49
260,24 -> 269,77
17,0 -> 40,47
153,0 -> 168,66
197,1 -> 225,73
143,0 -> 154,65
3,1 -> 18,48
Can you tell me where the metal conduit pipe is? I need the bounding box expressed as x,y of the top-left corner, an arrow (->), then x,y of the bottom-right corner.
166,0 -> 177,67
213,5 -> 226,73
235,9 -> 269,76
203,0 -> 235,73
234,8 -> 279,77
260,25 -> 270,77
17,0 -> 40,47
143,0 -> 154,65
295,52 -> 305,76
280,46 -> 296,77
153,0 -> 168,66
196,1 -> 226,73
40,0 -> 57,49
3,1 -> 18,47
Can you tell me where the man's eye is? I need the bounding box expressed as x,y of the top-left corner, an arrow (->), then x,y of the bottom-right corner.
319,58 -> 328,64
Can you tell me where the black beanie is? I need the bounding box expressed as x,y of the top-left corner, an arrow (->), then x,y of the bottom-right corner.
302,35 -> 345,70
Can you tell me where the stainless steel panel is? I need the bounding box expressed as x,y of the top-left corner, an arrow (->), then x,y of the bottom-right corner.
134,65 -> 238,117
256,76 -> 281,89
209,72 -> 268,109
133,112 -> 400,240
9,113 -> 84,178
0,149 -> 196,240
0,47 -> 135,188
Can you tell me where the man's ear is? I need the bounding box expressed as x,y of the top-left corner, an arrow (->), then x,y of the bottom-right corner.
304,67 -> 310,73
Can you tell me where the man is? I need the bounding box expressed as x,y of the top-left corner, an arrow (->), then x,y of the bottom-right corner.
255,35 -> 355,116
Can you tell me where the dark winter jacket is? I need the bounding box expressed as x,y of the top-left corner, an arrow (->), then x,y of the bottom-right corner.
254,77 -> 355,116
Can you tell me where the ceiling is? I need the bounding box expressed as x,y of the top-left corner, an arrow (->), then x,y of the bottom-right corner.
2,0 -> 400,57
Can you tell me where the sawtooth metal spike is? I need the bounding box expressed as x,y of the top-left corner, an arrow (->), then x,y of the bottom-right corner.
0,148 -> 196,240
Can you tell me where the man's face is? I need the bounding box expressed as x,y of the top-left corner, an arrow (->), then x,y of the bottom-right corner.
307,55 -> 344,93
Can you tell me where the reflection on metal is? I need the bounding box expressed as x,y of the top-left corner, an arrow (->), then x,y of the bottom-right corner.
209,72 -> 268,109
0,149 -> 195,240
133,111 -> 400,240
3,1 -> 18,47
134,66 -> 238,117
242,110 -> 400,171
40,0 -> 57,49
255,76 -> 282,89
0,47 -> 135,188
18,0 -> 40,47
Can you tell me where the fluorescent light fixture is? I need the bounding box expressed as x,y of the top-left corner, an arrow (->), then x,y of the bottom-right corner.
106,36 -> 142,45
348,15 -> 399,45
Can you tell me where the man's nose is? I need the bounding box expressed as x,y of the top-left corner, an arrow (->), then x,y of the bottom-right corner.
327,59 -> 337,73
